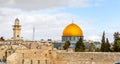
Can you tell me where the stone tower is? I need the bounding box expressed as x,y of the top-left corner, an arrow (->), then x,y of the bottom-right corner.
13,18 -> 21,40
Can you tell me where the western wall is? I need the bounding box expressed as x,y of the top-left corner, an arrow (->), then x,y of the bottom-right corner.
7,49 -> 120,64
56,52 -> 120,64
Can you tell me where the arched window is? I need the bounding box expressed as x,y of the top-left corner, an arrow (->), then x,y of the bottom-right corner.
45,60 -> 47,64
17,35 -> 19,37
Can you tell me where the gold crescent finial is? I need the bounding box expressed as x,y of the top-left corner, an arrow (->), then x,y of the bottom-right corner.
72,19 -> 74,23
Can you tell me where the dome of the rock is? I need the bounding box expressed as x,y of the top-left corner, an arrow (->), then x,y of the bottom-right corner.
63,23 -> 83,37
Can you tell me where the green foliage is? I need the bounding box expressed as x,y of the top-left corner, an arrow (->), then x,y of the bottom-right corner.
117,40 -> 120,48
110,48 -> 114,52
95,48 -> 101,52
100,32 -> 106,52
0,37 -> 5,41
113,32 -> 120,52
63,41 -> 71,50
100,32 -> 111,52
88,42 -> 95,52
105,38 -> 111,52
75,38 -> 85,52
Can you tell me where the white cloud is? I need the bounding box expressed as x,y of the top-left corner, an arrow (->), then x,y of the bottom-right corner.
0,0 -> 114,42
0,7 -> 111,42
0,8 -> 76,40
0,0 -> 100,10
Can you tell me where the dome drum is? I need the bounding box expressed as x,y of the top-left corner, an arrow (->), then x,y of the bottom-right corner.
62,36 -> 83,43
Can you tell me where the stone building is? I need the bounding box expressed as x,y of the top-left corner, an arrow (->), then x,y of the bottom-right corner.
12,18 -> 21,40
7,43 -> 54,64
0,18 -> 24,45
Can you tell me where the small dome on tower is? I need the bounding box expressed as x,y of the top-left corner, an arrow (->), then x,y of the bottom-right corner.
15,18 -> 19,21
15,18 -> 20,25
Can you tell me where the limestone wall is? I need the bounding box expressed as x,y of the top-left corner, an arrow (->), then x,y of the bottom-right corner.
7,50 -> 120,64
10,49 -> 54,64
56,52 -> 120,64
7,53 -> 22,64
0,51 -> 5,60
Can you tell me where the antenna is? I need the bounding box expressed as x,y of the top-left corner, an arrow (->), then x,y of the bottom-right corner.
33,27 -> 35,43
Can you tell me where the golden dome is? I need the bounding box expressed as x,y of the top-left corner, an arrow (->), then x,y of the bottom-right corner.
63,23 -> 83,37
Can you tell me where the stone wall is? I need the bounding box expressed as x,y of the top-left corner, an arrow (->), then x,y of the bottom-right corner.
7,53 -> 22,64
7,50 -> 120,64
56,52 -> 120,64
7,49 -> 54,64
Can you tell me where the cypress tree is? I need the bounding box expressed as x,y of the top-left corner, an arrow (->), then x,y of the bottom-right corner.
100,31 -> 106,52
105,38 -> 111,52
75,38 -> 85,52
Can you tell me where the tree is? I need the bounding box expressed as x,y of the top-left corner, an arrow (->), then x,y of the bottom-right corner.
105,38 -> 111,52
88,42 -> 95,52
95,48 -> 101,52
113,32 -> 120,52
100,31 -> 106,52
116,40 -> 120,49
0,37 -> 5,41
63,41 -> 71,50
100,32 -> 111,52
75,38 -> 85,52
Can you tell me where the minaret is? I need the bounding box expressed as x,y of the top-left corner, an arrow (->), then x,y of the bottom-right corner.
13,18 -> 21,40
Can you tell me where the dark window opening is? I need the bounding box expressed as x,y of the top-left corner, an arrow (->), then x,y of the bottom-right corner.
17,35 -> 19,37
22,59 -> 24,64
31,60 -> 33,64
38,60 -> 40,64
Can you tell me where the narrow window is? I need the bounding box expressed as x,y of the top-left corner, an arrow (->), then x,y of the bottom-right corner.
45,60 -> 47,64
22,59 -> 24,64
31,60 -> 33,64
38,60 -> 40,64
69,37 -> 71,40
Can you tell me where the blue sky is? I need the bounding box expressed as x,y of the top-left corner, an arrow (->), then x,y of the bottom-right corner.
0,0 -> 120,42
